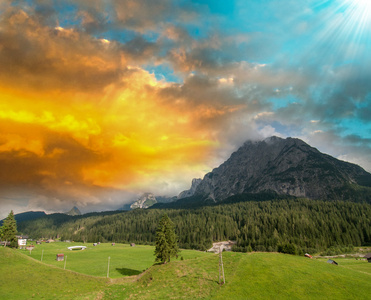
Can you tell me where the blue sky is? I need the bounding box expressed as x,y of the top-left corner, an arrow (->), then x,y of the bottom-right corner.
0,0 -> 370,216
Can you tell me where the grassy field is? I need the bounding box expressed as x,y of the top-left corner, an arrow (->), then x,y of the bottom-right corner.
1,244 -> 370,299
19,242 -> 210,278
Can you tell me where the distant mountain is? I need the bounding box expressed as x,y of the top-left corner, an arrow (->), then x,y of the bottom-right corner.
130,193 -> 157,209
65,206 -> 81,216
192,136 -> 371,202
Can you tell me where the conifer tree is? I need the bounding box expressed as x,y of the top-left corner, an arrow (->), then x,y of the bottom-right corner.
154,214 -> 179,263
1,210 -> 18,248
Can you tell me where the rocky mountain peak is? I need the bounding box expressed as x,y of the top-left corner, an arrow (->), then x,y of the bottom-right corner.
193,136 -> 371,201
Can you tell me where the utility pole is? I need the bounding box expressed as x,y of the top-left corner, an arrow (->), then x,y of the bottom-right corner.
219,246 -> 225,285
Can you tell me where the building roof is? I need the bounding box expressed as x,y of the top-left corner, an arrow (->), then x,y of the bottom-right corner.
364,253 -> 371,259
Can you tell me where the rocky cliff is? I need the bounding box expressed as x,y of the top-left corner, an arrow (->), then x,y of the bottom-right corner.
178,178 -> 202,199
193,136 -> 371,201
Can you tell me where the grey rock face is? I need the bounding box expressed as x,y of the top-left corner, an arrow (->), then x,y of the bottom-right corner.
130,193 -> 157,209
194,136 -> 371,201
178,178 -> 202,199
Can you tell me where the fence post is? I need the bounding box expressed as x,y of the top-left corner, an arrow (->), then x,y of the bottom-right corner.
107,256 -> 110,278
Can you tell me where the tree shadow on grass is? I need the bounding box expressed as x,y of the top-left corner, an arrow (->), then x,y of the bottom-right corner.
116,268 -> 142,276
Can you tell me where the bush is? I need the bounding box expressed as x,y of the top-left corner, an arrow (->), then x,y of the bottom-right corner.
278,243 -> 297,255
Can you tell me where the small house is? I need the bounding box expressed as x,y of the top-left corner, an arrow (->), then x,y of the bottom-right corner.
112,243 -> 115,246
56,254 -> 64,261
130,243 -> 135,247
364,253 -> 371,263
327,259 -> 338,265
304,253 -> 313,259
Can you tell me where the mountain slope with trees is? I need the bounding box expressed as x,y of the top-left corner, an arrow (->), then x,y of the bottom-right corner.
17,197 -> 371,254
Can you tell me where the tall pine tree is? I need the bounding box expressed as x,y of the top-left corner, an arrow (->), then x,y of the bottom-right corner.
1,210 -> 18,248
154,214 -> 179,264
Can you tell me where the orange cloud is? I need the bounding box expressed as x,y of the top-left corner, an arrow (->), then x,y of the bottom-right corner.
0,7 -> 247,212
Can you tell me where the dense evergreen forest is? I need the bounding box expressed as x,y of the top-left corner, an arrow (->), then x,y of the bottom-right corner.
18,197 -> 371,254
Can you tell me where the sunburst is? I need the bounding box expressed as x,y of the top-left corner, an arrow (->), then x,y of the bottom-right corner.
338,0 -> 371,30
305,0 -> 371,67
351,0 -> 371,11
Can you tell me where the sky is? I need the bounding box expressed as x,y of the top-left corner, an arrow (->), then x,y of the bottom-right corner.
1,0 -> 371,218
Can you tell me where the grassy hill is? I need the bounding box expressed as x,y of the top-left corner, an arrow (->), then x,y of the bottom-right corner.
104,252 -> 371,299
1,243 -> 370,299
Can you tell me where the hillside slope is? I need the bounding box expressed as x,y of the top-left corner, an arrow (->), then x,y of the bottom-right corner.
2,246 -> 370,299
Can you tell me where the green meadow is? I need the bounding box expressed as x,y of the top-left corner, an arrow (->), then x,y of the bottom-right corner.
19,242 -> 209,278
1,243 -> 370,299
